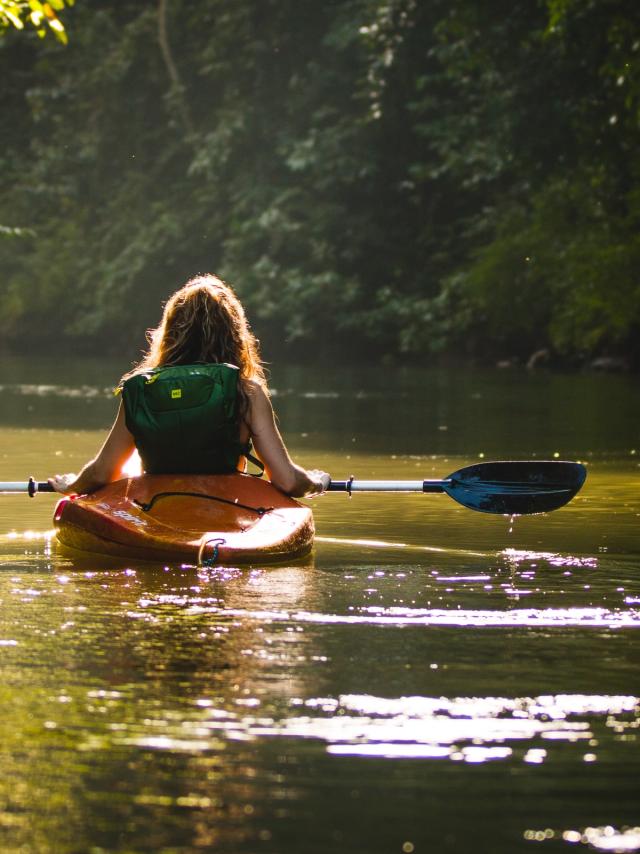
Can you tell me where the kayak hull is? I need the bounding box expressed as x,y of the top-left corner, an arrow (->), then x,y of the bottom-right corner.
53,474 -> 314,565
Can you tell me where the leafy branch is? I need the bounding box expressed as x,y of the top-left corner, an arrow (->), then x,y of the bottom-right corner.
0,0 -> 74,44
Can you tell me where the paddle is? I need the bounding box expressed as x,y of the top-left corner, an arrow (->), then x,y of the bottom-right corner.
328,460 -> 587,515
1,460 -> 586,515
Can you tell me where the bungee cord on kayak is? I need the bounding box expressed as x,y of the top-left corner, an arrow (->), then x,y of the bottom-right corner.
131,490 -> 271,517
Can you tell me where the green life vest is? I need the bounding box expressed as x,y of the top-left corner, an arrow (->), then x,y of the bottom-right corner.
120,363 -> 249,475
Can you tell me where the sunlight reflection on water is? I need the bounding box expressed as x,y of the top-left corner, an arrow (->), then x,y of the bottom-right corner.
525,825 -> 640,852
1,529 -> 55,541
113,691 -> 638,766
503,548 -> 598,568
149,601 -> 639,628
316,534 -> 487,557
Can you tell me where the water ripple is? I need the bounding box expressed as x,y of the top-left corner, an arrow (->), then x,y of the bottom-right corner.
138,599 -> 640,629
0,383 -> 110,398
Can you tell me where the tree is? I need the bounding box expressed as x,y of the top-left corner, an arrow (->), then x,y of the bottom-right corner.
0,0 -> 638,366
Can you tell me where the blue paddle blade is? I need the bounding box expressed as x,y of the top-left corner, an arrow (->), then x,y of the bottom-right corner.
443,461 -> 587,515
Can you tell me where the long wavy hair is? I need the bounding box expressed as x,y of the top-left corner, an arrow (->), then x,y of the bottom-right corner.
124,275 -> 266,419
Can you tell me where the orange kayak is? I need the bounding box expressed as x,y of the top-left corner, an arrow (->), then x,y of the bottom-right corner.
53,473 -> 314,564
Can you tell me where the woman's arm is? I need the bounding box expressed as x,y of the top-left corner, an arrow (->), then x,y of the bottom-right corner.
49,402 -> 136,495
246,382 -> 329,497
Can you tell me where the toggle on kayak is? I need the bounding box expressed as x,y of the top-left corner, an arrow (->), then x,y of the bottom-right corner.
53,473 -> 315,565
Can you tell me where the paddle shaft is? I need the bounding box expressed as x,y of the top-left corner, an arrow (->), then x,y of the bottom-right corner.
3,478 -> 445,495
329,480 -> 448,493
0,479 -> 55,496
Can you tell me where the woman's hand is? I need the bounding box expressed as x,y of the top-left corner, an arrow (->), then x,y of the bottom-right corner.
48,473 -> 79,494
305,469 -> 331,497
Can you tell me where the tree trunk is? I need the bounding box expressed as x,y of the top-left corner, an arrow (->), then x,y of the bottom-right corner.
157,0 -> 195,138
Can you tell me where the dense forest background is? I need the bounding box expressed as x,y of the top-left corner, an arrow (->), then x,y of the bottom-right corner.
1,0 -> 639,367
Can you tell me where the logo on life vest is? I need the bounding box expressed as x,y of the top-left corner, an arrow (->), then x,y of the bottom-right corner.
171,388 -> 182,399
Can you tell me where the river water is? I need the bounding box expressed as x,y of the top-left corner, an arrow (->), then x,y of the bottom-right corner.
0,356 -> 638,853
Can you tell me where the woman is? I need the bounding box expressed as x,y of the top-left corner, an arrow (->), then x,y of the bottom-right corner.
50,275 -> 330,498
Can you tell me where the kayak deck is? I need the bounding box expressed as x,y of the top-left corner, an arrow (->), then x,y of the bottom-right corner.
53,474 -> 315,564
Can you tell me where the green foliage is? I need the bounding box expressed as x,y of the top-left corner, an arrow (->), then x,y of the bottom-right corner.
0,0 -> 639,365
457,0 -> 640,360
464,170 -> 640,357
0,0 -> 74,44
